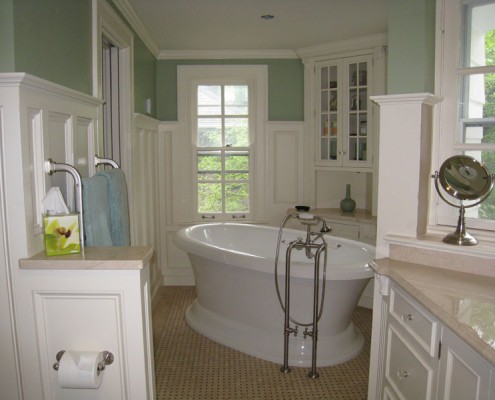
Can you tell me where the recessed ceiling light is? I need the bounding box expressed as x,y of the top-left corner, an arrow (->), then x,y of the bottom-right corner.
261,15 -> 274,20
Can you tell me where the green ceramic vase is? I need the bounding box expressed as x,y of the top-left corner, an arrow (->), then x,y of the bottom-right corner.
340,184 -> 356,213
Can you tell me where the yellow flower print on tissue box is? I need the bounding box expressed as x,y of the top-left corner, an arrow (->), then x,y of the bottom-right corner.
43,213 -> 80,256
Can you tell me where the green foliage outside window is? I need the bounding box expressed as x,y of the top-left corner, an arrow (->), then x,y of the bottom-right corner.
479,30 -> 495,219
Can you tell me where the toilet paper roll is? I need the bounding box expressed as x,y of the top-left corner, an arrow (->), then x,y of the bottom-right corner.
58,351 -> 104,389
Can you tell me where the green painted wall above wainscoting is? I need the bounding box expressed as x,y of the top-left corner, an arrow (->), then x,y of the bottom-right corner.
12,0 -> 93,95
1,0 -> 157,118
156,58 -> 304,122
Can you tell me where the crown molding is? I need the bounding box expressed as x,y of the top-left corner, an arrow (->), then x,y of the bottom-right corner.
158,49 -> 299,60
296,33 -> 388,61
110,0 -> 160,57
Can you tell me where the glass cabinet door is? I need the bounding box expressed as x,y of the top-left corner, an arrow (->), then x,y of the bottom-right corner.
347,60 -> 369,164
316,55 -> 373,169
320,64 -> 339,162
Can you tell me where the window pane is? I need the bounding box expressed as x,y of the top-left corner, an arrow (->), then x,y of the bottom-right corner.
225,183 -> 249,212
462,121 -> 495,144
197,151 -> 221,180
225,173 -> 249,180
460,150 -> 495,221
225,118 -> 249,146
225,151 -> 249,171
462,3 -> 495,68
225,85 -> 248,115
198,118 -> 221,147
198,183 -> 222,213
460,73 -> 495,119
198,85 -> 221,115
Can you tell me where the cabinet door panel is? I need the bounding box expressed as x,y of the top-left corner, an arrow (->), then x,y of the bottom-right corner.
438,328 -> 494,400
385,324 -> 436,400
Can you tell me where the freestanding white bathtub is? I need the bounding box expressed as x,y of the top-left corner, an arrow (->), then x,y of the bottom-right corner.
174,222 -> 375,367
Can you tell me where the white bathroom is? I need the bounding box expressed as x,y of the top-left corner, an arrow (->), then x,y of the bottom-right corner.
1,0 -> 494,399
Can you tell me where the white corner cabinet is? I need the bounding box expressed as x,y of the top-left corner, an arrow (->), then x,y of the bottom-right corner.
368,260 -> 495,400
301,36 -> 387,173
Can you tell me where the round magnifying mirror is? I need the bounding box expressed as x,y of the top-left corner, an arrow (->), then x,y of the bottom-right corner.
433,155 -> 494,245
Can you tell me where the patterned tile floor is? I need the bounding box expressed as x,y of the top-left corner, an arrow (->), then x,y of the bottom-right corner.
152,286 -> 371,400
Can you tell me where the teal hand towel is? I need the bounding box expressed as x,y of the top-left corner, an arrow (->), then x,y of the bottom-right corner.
95,169 -> 130,246
82,175 -> 113,247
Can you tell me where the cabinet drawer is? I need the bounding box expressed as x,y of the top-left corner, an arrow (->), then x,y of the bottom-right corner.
385,324 -> 436,400
389,287 -> 439,356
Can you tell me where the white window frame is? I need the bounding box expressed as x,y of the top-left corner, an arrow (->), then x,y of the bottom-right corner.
432,0 -> 495,235
175,65 -> 267,224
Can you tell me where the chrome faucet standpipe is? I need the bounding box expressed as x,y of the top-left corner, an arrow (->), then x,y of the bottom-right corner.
274,212 -> 331,379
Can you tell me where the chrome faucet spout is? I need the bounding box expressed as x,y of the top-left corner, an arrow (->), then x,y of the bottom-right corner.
320,219 -> 332,233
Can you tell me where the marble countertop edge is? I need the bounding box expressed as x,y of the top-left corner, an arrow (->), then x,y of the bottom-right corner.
19,246 -> 154,270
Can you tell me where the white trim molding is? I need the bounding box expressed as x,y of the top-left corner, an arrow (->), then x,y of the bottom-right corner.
110,0 -> 160,57
158,49 -> 299,60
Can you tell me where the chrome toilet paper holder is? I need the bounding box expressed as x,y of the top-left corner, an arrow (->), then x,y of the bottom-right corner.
53,350 -> 114,375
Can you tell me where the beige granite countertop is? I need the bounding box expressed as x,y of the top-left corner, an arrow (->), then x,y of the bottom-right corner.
19,246 -> 153,270
371,258 -> 495,366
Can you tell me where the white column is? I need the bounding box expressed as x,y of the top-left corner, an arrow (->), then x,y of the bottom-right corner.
371,93 -> 441,258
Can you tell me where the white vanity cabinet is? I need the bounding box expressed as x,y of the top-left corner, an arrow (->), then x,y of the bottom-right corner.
17,247 -> 155,400
369,268 -> 495,400
382,285 -> 440,399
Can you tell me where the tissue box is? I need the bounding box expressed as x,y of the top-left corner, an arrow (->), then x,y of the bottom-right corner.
43,213 -> 80,256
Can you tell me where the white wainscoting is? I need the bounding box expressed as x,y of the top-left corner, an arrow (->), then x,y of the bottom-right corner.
160,121 -> 305,286
0,73 -> 103,398
132,113 -> 163,297
265,121 -> 306,226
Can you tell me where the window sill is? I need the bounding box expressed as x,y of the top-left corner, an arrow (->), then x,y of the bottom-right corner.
384,232 -> 495,278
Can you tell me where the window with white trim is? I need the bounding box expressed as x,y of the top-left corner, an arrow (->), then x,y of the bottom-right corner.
195,84 -> 251,219
176,65 -> 267,224
435,0 -> 495,231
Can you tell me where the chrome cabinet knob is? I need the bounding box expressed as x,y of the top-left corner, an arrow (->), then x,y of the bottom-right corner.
397,369 -> 409,379
401,313 -> 413,322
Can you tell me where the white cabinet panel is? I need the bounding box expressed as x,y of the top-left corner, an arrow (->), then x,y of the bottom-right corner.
34,292 -> 125,400
385,323 -> 437,400
438,328 -> 494,400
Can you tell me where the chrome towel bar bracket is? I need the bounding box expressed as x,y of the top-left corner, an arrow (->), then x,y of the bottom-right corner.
95,155 -> 120,169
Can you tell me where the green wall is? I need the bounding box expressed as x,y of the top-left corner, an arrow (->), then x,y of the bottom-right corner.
0,0 -> 16,72
107,0 -> 157,117
156,59 -> 304,121
13,0 -> 93,95
2,0 -> 157,117
387,0 -> 436,94
133,36 -> 157,116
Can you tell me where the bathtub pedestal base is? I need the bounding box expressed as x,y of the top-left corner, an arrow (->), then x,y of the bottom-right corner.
186,299 -> 365,368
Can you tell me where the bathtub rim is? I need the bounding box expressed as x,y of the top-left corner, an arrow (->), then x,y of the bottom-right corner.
174,222 -> 375,280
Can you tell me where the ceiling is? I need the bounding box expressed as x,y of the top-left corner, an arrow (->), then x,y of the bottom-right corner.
126,0 -> 388,53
